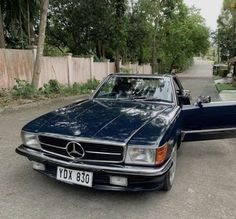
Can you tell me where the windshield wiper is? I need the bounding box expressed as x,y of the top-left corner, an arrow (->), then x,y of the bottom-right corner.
132,97 -> 171,103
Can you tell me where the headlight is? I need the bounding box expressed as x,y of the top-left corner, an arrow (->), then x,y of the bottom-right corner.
125,143 -> 168,165
125,147 -> 156,165
21,131 -> 41,149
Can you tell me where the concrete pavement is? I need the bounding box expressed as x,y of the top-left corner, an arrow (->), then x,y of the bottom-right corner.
219,90 -> 236,101
179,58 -> 220,102
0,59 -> 236,219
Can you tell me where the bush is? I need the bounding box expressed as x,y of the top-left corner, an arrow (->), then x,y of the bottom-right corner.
83,79 -> 100,90
62,79 -> 100,95
120,67 -> 130,73
12,79 -> 37,99
0,78 -> 100,107
41,80 -> 61,95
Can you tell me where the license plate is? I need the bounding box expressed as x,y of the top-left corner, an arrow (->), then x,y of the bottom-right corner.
56,166 -> 93,187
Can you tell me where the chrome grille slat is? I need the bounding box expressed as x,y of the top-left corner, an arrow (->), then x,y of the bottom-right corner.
38,134 -> 124,163
42,149 -> 74,160
39,141 -> 66,149
85,150 -> 122,156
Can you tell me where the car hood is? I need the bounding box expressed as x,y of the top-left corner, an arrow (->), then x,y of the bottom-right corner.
23,99 -> 174,144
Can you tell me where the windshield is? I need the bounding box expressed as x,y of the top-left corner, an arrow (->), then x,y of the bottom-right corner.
93,76 -> 173,103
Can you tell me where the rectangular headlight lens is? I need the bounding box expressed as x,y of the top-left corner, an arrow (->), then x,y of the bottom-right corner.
125,147 -> 156,165
21,131 -> 41,149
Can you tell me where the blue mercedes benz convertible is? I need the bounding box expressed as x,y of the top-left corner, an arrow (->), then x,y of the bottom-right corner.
16,74 -> 236,191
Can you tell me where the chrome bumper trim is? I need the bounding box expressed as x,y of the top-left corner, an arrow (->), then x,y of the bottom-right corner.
16,145 -> 172,176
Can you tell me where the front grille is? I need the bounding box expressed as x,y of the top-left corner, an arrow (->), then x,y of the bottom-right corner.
38,135 -> 124,163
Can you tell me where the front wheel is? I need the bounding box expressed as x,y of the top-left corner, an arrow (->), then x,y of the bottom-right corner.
162,145 -> 177,191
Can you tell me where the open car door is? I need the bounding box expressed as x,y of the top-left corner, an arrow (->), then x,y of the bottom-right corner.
182,101 -> 236,142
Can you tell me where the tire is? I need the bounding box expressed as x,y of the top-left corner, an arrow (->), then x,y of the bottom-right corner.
162,145 -> 177,191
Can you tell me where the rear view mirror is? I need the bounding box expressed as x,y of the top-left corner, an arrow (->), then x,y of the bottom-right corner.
195,96 -> 211,107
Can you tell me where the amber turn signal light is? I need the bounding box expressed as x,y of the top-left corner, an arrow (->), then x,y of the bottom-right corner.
155,143 -> 168,164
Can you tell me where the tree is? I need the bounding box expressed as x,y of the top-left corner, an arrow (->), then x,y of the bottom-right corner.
47,0 -> 113,58
217,0 -> 236,61
126,4 -> 152,63
160,5 -> 209,72
132,0 -> 209,73
31,0 -> 49,88
136,0 -> 164,73
217,0 -> 236,76
0,0 -> 39,49
112,0 -> 127,72
45,0 -> 208,73
47,0 -> 128,71
0,3 -> 5,48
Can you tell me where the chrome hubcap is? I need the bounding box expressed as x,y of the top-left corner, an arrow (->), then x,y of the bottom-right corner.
169,146 -> 177,185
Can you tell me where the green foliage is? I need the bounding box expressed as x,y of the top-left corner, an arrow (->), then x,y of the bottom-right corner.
216,83 -> 236,92
12,79 -> 37,99
0,88 -> 12,105
63,79 -> 100,95
0,78 -> 100,107
217,7 -> 236,62
126,0 -> 209,72
44,44 -> 69,56
41,79 -> 99,97
1,0 -> 210,73
218,69 -> 229,77
1,0 -> 39,48
42,79 -> 61,95
119,67 -> 130,73
83,79 -> 100,90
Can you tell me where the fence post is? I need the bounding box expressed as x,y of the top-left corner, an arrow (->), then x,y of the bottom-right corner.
26,45 -> 37,83
32,46 -> 37,62
90,56 -> 94,79
107,59 -> 110,75
26,45 -> 37,62
65,53 -> 73,85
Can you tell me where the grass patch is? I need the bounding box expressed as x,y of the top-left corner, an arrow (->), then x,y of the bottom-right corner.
215,83 -> 236,92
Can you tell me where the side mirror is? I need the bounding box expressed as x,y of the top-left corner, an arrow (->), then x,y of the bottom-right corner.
183,90 -> 191,98
195,96 -> 211,107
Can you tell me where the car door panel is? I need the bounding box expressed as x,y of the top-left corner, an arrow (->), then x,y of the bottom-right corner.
181,101 -> 236,141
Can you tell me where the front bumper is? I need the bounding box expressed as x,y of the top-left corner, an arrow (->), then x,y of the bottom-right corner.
16,145 -> 173,191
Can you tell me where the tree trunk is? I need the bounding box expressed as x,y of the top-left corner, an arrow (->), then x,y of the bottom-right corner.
96,40 -> 102,59
0,4 -> 5,48
169,59 -> 175,74
233,63 -> 236,78
151,42 -> 157,74
102,44 -> 105,57
151,17 -> 159,74
31,0 -> 49,88
27,0 -> 31,46
115,48 -> 120,73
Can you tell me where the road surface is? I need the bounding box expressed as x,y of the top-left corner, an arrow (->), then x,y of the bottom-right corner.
0,59 -> 235,219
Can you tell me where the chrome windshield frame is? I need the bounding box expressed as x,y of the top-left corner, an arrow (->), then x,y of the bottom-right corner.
90,74 -> 177,106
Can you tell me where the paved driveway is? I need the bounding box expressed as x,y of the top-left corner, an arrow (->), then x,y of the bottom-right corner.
0,59 -> 235,219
